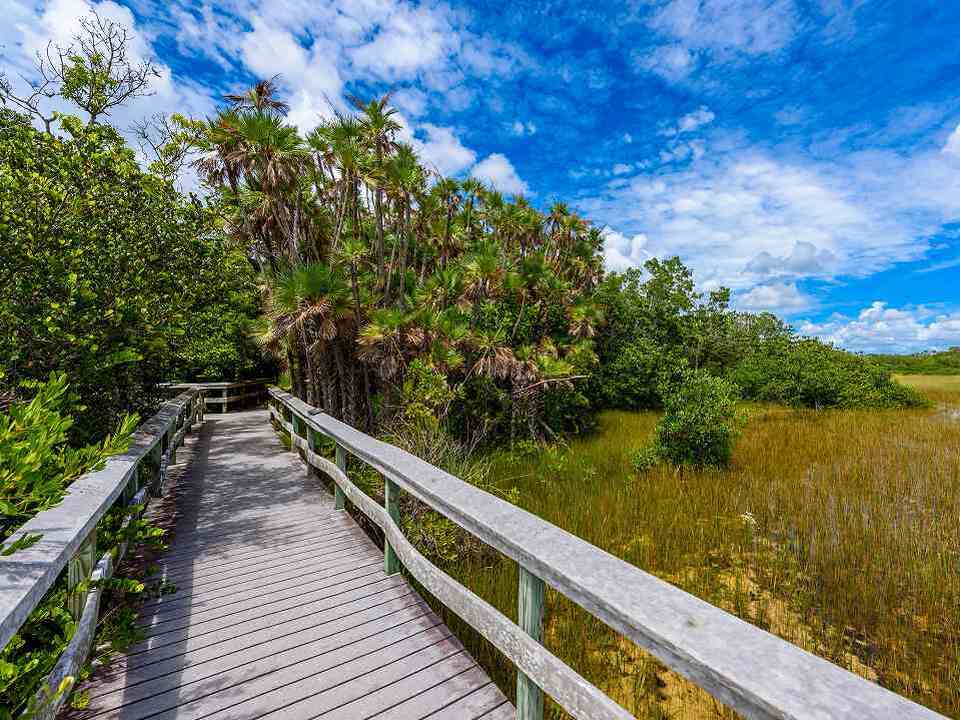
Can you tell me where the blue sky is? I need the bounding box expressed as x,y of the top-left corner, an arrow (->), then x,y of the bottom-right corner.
5,0 -> 960,352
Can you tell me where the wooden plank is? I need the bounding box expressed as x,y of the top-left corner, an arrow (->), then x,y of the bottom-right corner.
88,588 -> 422,696
272,388 -> 946,720
137,559 -> 385,628
136,566 -> 389,642
517,566 -> 545,720
200,634 -> 465,720
86,603 -> 440,713
309,652 -> 481,720
426,683 -> 513,719
479,702 -> 518,719
92,620 -> 452,719
368,667 -> 498,719
115,579 -> 409,674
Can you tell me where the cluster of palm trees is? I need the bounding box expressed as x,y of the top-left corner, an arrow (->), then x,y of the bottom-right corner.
180,80 -> 605,439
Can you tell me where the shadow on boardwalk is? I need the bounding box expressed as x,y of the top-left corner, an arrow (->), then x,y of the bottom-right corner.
66,410 -> 511,720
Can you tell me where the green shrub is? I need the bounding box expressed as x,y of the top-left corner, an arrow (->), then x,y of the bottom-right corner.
0,374 -> 137,717
730,338 -> 928,409
0,373 -> 136,545
653,369 -> 745,468
630,445 -> 661,474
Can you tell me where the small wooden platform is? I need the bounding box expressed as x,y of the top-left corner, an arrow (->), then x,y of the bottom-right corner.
71,410 -> 511,720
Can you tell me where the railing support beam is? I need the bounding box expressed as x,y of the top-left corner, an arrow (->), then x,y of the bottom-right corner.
67,530 -> 97,621
334,444 -> 347,511
517,565 -> 545,720
384,478 -> 401,575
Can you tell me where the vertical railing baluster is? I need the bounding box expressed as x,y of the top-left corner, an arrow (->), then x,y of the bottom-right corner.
334,444 -> 347,510
517,566 -> 545,720
67,530 -> 97,620
384,479 -> 401,575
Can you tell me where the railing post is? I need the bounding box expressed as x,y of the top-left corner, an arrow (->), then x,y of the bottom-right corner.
384,479 -> 401,575
166,420 -> 176,465
334,444 -> 347,510
517,566 -> 545,720
291,413 -> 303,452
67,530 -> 97,620
151,438 -> 163,493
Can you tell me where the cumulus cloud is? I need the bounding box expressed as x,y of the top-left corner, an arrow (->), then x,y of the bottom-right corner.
583,142 -> 960,292
601,228 -> 652,270
746,241 -> 837,278
737,282 -> 813,314
638,0 -> 798,82
675,106 -> 715,134
406,123 -> 477,177
635,43 -> 697,82
472,153 -> 529,195
800,302 -> 960,353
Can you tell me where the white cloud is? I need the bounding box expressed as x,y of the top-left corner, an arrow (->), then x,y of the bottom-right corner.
942,122 -> 960,157
510,120 -> 537,136
410,123 -> 477,177
348,4 -> 452,79
602,228 -> 652,270
649,0 -> 798,56
676,106 -> 715,134
392,87 -> 428,117
583,142 -> 960,293
639,0 -> 798,82
635,43 -> 697,82
800,302 -> 960,353
612,163 -> 633,175
472,153 -> 529,195
623,133 -> 634,143
737,282 -> 813,314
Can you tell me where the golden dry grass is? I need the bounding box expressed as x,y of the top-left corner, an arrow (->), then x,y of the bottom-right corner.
440,378 -> 960,719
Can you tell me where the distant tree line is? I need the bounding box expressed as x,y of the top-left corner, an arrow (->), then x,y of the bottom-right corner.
868,348 -> 960,375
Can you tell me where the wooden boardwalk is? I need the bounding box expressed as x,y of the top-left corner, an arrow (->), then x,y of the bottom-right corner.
72,409 -> 511,720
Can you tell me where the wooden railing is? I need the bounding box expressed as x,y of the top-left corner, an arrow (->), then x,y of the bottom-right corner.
268,387 -> 945,720
0,390 -> 204,719
164,378 -> 269,413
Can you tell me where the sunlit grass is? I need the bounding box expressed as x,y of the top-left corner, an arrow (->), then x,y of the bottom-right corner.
439,382 -> 960,718
896,373 -> 960,406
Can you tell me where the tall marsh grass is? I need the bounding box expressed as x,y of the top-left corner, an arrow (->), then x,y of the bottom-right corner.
436,378 -> 960,718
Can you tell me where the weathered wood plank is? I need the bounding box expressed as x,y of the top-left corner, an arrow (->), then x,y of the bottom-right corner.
426,683 -> 513,719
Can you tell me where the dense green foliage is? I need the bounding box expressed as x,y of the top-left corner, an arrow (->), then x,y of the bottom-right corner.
183,86 -> 602,442
868,348 -> 960,375
730,322 -> 928,409
653,369 -> 745,467
0,374 -> 140,718
0,373 -> 135,545
0,110 -> 269,441
591,265 -> 924,412
166,249 -> 275,382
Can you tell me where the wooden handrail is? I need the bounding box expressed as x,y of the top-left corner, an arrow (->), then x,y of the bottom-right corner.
269,386 -> 945,720
0,389 -> 203,718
